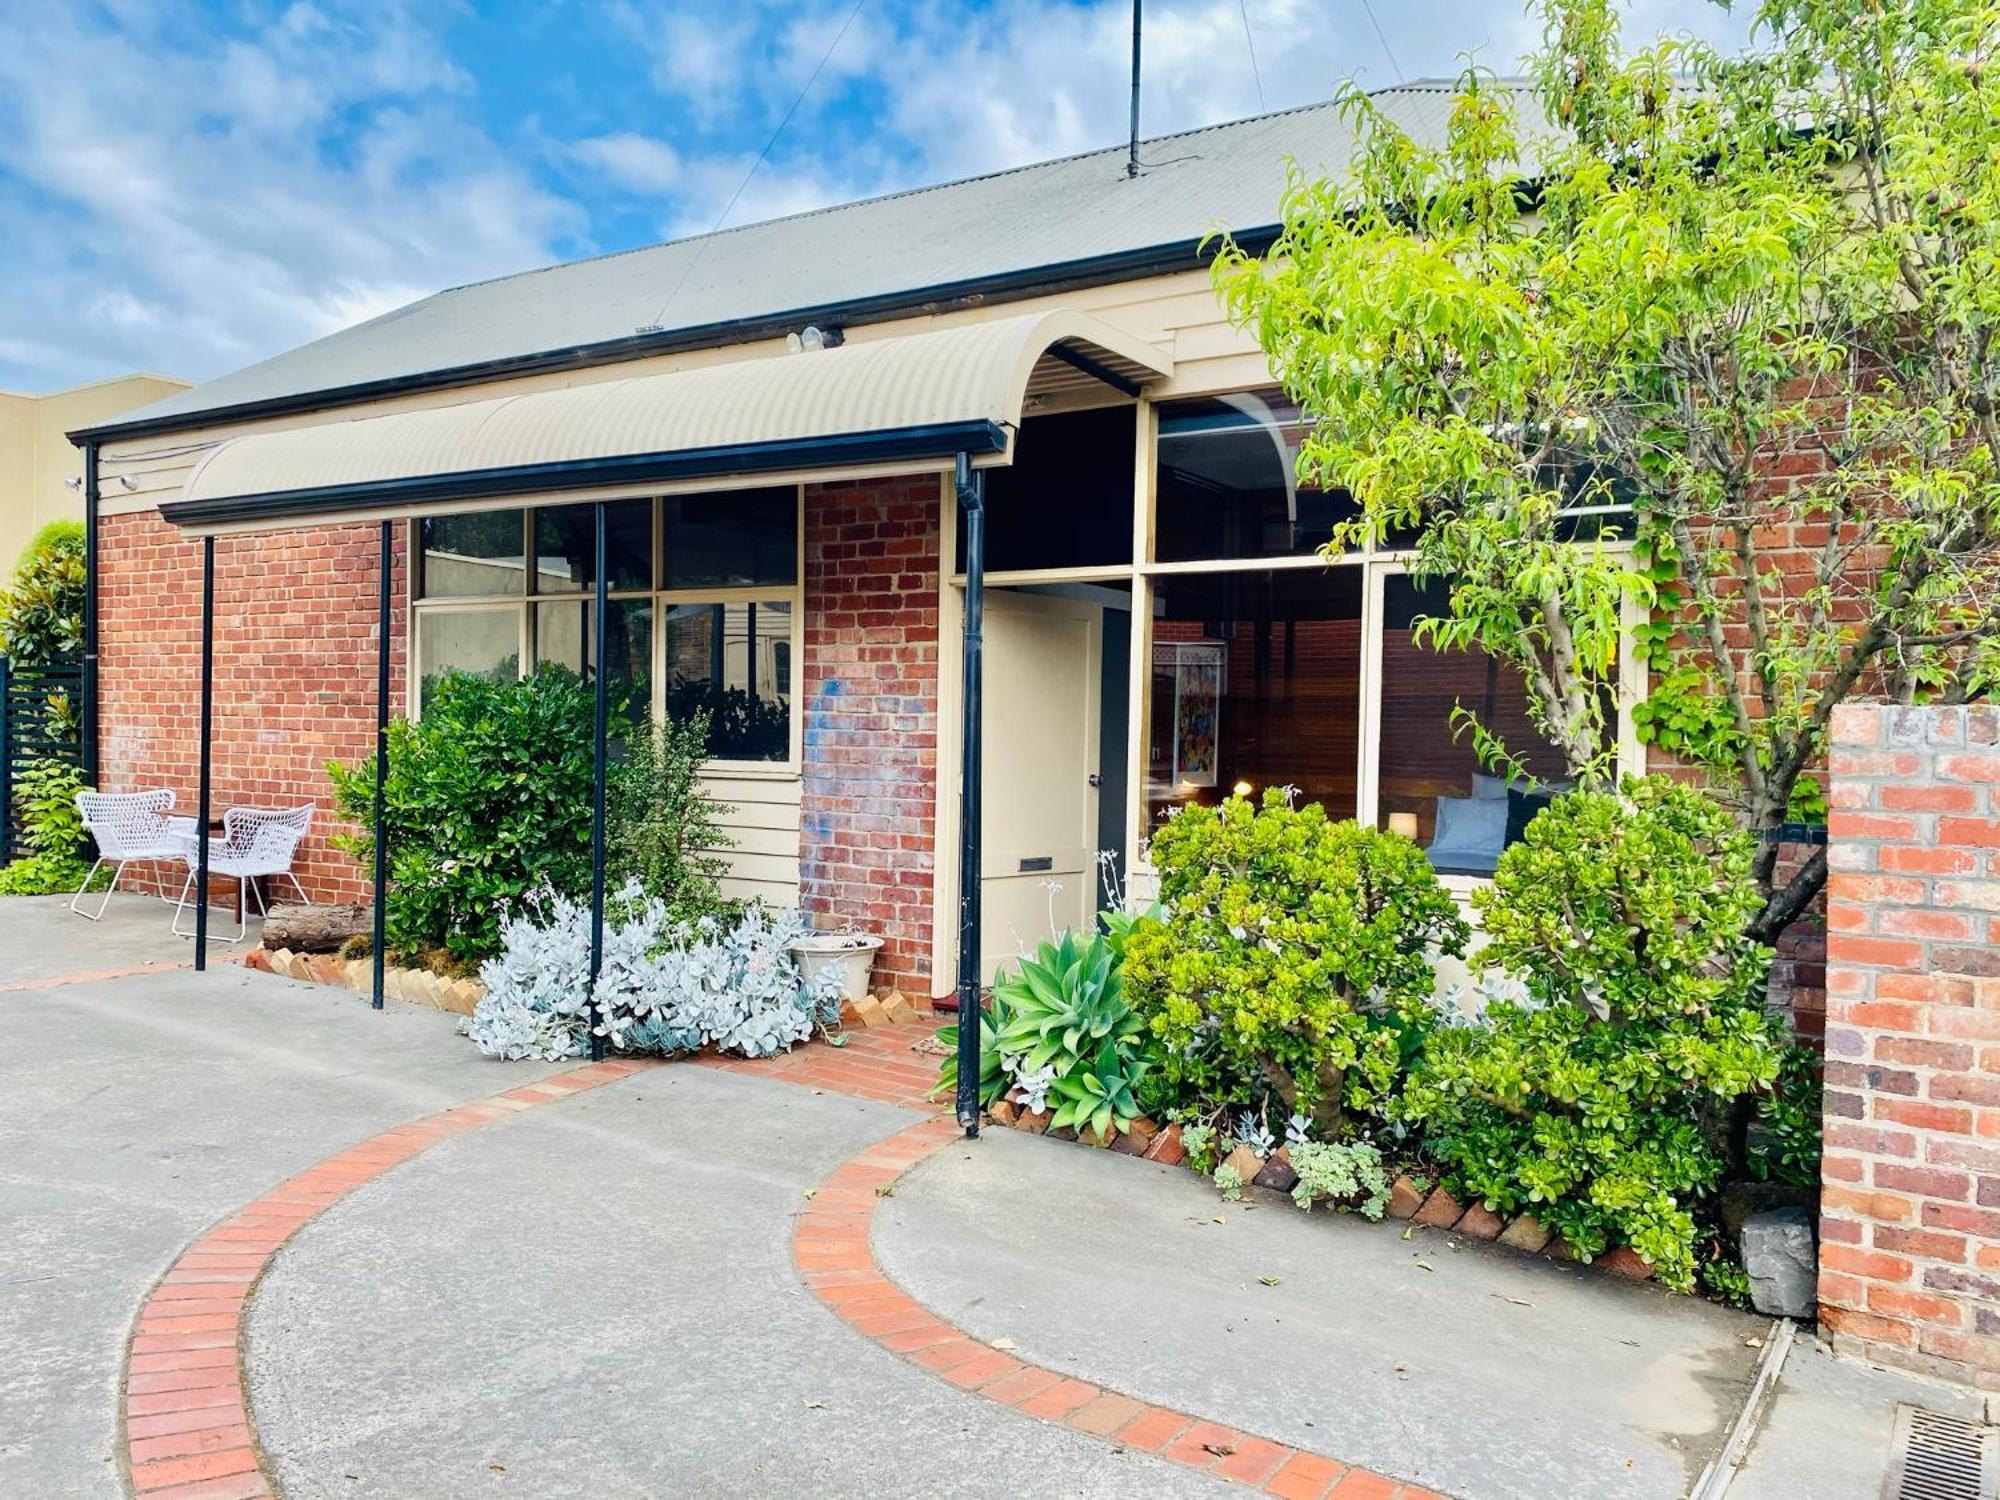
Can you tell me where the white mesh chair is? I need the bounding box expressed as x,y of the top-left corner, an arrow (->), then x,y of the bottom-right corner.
172,804 -> 314,943
71,789 -> 193,921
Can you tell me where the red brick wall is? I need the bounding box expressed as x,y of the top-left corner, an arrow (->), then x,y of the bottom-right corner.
798,475 -> 942,996
1821,703 -> 2000,1390
97,508 -> 406,905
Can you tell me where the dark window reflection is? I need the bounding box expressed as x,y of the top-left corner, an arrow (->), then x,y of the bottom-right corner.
964,406 -> 1135,571
662,488 -> 797,589
1155,395 -> 1360,562
533,500 -> 653,593
419,510 -> 525,598
664,600 -> 792,760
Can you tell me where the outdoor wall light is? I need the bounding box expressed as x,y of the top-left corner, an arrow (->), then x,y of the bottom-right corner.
118,475 -> 140,490
786,324 -> 844,353
1388,811 -> 1420,839
1232,780 -> 1254,798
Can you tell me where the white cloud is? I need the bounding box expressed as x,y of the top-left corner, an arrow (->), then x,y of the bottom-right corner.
0,1 -> 575,390
570,132 -> 685,194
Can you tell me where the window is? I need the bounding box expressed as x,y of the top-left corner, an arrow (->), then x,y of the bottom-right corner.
1144,568 -> 1362,832
419,510 -> 526,597
1154,395 -> 1360,563
663,601 -> 792,762
412,490 -> 801,764
1131,390 -> 1635,880
964,406 -> 1135,572
1373,575 -> 1578,877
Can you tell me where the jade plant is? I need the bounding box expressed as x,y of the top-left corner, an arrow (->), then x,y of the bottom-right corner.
1399,777 -> 1795,1290
1122,791 -> 1468,1135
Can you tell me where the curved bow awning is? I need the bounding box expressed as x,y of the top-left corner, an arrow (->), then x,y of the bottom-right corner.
162,309 -> 1172,531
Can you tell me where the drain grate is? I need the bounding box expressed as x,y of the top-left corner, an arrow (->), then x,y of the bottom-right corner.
1884,1405 -> 2000,1500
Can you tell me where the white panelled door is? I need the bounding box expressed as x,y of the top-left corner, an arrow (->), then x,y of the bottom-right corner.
978,591 -> 1103,984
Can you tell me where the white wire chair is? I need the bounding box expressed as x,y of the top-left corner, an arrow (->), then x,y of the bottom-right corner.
172,804 -> 314,943
71,789 -> 195,921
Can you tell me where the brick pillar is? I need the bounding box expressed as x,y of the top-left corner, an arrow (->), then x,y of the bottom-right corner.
1821,703 -> 2000,1389
798,475 -> 941,995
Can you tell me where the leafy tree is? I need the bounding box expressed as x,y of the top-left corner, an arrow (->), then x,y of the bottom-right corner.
0,520 -> 85,664
1213,0 -> 2000,940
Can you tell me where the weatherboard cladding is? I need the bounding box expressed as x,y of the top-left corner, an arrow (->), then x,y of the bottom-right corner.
95,83 -> 1549,437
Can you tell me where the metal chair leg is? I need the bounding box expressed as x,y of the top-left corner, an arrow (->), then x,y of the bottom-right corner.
70,858 -> 116,919
172,871 -> 246,943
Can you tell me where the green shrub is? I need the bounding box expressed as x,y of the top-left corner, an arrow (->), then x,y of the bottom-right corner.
1122,792 -> 1468,1136
605,710 -> 732,926
1399,777 -> 1788,1291
0,520 -> 85,665
0,757 -> 101,896
330,667 -> 598,965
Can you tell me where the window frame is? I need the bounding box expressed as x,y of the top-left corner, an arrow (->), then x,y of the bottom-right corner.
407,487 -> 805,776
945,390 -> 1646,889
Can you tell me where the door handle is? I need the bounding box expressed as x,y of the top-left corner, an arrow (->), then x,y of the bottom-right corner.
1087,773 -> 1102,788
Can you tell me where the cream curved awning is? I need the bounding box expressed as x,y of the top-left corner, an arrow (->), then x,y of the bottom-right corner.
162,310 -> 1173,531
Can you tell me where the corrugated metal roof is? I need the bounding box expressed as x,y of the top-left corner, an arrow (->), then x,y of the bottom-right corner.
113,80 -> 1546,434
166,311 -> 1173,530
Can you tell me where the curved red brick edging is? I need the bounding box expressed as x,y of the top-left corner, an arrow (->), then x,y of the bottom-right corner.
118,1058 -> 657,1500
794,1120 -> 1449,1500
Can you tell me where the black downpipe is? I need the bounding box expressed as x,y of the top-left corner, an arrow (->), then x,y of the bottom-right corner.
954,454 -> 986,1139
587,502 -> 609,1063
372,520 -> 392,1009
81,441 -> 99,790
194,536 -> 214,967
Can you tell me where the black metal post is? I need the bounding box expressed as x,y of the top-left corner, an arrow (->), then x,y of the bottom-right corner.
587,502 -> 609,1062
954,454 -> 986,1138
194,535 -> 214,967
372,520 -> 391,1009
81,441 -> 100,790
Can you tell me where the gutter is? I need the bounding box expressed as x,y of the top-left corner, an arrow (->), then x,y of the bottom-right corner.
159,419 -> 1011,529
69,229 -> 1279,449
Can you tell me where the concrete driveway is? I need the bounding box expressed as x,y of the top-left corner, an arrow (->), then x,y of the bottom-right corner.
0,896 -> 1954,1499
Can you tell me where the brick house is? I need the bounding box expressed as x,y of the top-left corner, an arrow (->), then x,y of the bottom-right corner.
80,82 -> 1673,1002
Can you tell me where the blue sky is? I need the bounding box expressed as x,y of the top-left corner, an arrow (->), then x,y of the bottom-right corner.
0,0 -> 1751,394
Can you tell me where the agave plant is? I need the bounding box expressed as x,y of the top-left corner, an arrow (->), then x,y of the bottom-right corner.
930,983 -> 1015,1108
992,929 -> 1141,1070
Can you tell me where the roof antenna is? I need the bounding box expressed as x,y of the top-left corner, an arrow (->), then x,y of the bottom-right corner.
1127,0 -> 1142,178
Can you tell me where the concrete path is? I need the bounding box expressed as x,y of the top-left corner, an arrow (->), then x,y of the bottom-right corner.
247,1068 -> 1236,1499
0,891 -> 222,986
876,1129 -> 1765,1500
0,899 -> 1938,1500
0,953 -> 558,1497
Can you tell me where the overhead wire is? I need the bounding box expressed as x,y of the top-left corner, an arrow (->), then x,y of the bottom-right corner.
641,0 -> 867,333
1357,0 -> 1406,85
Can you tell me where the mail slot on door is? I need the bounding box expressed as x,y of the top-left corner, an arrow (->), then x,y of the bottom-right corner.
1017,856 -> 1053,872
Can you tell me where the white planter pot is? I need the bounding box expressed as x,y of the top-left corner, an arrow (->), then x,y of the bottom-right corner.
786,932 -> 884,1005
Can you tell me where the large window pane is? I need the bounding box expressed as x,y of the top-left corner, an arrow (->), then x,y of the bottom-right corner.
1377,574 -> 1578,876
1154,394 -> 1361,563
532,500 -> 653,593
418,511 -> 525,598
1143,568 -> 1362,835
963,406 -> 1134,571
664,600 -> 792,761
417,608 -> 519,711
535,598 -> 653,722
661,488 -> 797,589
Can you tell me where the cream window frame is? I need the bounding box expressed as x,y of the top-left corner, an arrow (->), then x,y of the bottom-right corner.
405,488 -> 806,776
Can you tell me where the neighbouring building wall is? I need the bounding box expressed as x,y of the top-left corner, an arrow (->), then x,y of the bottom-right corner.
96,508 -> 405,904
0,374 -> 190,568
798,474 -> 942,997
1820,703 -> 2000,1390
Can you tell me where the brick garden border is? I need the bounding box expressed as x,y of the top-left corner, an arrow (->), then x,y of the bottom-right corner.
795,1119 -> 1448,1499
117,1058 -> 656,1500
